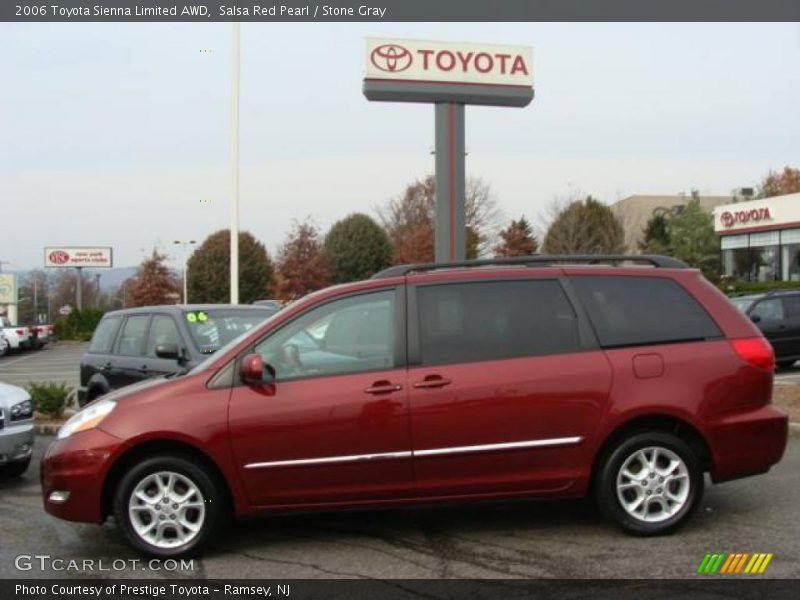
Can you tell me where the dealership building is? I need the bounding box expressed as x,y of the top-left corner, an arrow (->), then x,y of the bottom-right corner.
713,192 -> 800,282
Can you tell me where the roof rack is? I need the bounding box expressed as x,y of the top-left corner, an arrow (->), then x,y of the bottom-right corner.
371,254 -> 688,279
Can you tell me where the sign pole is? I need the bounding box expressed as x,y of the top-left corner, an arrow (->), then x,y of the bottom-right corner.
75,267 -> 82,311
434,102 -> 466,262
229,22 -> 241,304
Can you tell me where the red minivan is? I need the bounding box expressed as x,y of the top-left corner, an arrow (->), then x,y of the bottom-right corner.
41,256 -> 789,557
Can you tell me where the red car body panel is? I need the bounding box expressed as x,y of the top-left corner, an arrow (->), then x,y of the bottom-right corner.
41,265 -> 789,524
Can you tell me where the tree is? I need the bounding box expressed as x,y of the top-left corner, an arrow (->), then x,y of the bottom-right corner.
759,166 -> 800,198
324,213 -> 392,283
379,175 -> 500,264
187,230 -> 275,304
493,216 -> 538,257
542,196 -> 625,254
276,219 -> 331,301
127,250 -> 180,307
638,213 -> 672,254
667,198 -> 720,279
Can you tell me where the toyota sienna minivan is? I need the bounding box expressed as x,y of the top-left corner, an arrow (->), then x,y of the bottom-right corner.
41,255 -> 789,557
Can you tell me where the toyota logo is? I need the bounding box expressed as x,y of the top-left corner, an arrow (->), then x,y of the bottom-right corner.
370,44 -> 413,73
720,211 -> 735,228
48,250 -> 70,265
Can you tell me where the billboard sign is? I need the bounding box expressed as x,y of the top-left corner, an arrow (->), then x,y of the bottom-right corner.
44,247 -> 113,268
366,38 -> 533,87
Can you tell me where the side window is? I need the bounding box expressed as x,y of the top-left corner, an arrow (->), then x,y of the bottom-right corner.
783,295 -> 800,319
752,298 -> 785,321
417,280 -> 581,366
571,276 -> 722,348
255,290 -> 396,380
145,315 -> 182,356
88,317 -> 121,354
114,315 -> 150,356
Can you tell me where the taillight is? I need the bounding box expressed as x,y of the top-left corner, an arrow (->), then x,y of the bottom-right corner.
15,329 -> 23,336
731,337 -> 775,372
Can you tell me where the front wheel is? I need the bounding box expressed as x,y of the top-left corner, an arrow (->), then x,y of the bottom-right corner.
0,457 -> 31,478
113,455 -> 227,558
595,432 -> 703,535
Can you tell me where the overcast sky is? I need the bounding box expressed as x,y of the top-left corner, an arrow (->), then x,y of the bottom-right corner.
1,22 -> 799,270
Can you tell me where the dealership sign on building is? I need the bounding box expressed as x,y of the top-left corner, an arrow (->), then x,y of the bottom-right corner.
713,193 -> 800,234
44,247 -> 113,268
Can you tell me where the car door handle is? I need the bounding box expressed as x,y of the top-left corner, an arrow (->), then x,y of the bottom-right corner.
413,376 -> 452,389
364,382 -> 402,395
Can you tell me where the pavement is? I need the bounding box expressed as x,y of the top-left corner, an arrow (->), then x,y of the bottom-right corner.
0,433 -> 798,580
0,341 -> 86,389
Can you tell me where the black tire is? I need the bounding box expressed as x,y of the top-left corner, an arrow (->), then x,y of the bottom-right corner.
113,454 -> 228,558
0,457 -> 31,478
595,431 -> 703,535
777,360 -> 796,369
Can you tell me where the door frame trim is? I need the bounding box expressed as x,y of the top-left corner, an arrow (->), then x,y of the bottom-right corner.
243,436 -> 583,469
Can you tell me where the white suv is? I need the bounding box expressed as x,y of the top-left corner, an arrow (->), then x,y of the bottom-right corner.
0,382 -> 34,477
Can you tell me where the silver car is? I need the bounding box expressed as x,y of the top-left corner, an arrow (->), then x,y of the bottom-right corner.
0,382 -> 34,477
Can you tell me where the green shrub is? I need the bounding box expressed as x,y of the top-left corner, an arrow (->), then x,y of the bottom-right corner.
719,280 -> 800,296
53,308 -> 105,341
26,381 -> 71,418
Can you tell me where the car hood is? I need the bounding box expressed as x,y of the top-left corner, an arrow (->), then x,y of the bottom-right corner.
89,375 -> 174,406
0,382 -> 31,408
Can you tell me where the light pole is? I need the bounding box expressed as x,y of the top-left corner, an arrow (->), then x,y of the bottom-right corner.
230,22 -> 241,304
173,240 -> 196,304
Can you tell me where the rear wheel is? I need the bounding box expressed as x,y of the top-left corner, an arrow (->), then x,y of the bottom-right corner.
113,455 -> 227,558
595,432 -> 703,535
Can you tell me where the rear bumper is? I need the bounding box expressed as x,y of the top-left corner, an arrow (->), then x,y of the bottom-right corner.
707,405 -> 789,483
0,422 -> 34,465
40,428 -> 121,523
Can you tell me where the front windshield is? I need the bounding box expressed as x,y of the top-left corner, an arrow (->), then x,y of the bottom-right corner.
184,309 -> 275,355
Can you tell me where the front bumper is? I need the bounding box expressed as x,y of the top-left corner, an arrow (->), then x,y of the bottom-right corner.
0,421 -> 34,465
41,428 -> 122,523
708,404 -> 789,483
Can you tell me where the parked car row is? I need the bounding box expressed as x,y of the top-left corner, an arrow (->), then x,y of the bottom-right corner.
730,290 -> 800,368
41,255 -> 787,559
0,316 -> 53,356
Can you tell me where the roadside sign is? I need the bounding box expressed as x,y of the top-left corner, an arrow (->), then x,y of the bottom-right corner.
44,247 -> 113,268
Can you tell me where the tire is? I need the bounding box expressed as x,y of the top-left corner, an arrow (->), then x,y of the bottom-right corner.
0,340 -> 9,357
595,431 -> 703,535
777,360 -> 795,369
0,457 -> 31,478
113,454 -> 228,558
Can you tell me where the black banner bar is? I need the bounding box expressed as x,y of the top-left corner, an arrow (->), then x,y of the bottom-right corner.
2,0 -> 800,22
4,580 -> 800,600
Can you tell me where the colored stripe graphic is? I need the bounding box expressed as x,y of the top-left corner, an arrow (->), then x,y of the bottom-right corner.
698,552 -> 772,575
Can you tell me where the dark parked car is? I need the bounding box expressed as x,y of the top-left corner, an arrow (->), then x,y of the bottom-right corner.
730,291 -> 800,368
78,305 -> 278,405
45,256 -> 787,558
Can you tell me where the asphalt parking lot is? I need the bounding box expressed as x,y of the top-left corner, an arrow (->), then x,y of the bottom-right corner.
0,433 -> 798,579
1,343 -> 799,579
0,341 -> 86,389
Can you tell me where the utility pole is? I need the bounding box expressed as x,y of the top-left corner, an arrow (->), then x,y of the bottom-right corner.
75,267 -> 82,311
230,22 -> 241,304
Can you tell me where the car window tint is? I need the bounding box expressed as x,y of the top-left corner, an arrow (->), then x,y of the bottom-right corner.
115,315 -> 150,356
417,280 -> 580,366
146,315 -> 182,356
571,276 -> 721,348
255,290 -> 396,380
752,298 -> 785,321
88,317 -> 121,354
780,296 -> 800,319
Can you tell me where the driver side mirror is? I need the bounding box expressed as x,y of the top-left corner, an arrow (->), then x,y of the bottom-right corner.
750,314 -> 762,324
240,353 -> 276,385
155,343 -> 181,360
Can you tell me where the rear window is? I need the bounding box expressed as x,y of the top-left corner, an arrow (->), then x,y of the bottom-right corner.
571,275 -> 722,348
184,309 -> 272,354
88,317 -> 121,354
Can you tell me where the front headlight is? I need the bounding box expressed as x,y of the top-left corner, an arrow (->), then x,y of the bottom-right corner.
57,399 -> 116,440
10,399 -> 33,421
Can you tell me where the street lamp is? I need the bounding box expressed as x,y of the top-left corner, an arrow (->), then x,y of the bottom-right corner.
173,240 -> 196,304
